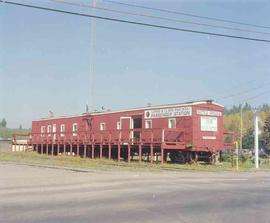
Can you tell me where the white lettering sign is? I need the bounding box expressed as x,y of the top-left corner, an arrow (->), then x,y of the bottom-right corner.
201,116 -> 217,132
197,110 -> 222,117
145,107 -> 192,119
202,136 -> 216,140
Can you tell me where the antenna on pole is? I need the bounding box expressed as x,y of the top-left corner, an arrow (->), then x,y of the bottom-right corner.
90,0 -> 97,111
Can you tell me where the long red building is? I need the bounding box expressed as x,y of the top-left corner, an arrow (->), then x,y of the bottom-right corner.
30,100 -> 234,164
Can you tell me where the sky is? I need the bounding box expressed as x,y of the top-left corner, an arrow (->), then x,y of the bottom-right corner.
1,0 -> 270,128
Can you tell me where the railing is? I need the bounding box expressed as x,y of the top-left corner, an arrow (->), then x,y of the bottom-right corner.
30,128 -> 186,145
12,133 -> 31,145
223,131 -> 235,149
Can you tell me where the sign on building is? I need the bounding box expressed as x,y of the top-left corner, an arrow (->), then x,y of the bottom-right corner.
145,106 -> 192,119
197,110 -> 222,117
201,116 -> 217,132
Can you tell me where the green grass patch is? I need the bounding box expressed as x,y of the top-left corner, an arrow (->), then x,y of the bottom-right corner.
1,151 -> 269,172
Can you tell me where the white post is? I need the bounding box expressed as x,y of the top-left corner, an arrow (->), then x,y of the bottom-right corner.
254,111 -> 259,169
236,145 -> 239,170
162,129 -> 165,143
240,104 -> 243,151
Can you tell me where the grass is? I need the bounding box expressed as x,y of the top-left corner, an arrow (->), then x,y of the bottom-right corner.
1,151 -> 270,172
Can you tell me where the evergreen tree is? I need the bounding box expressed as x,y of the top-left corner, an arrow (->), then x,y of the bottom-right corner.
0,118 -> 7,128
242,128 -> 254,150
262,116 -> 270,151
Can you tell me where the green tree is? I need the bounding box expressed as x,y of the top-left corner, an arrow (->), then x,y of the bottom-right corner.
242,128 -> 254,150
0,118 -> 7,128
261,116 -> 270,151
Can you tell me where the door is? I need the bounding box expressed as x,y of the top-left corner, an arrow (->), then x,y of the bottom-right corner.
132,116 -> 142,142
120,117 -> 132,143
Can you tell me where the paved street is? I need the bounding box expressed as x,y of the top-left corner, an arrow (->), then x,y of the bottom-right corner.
1,163 -> 270,223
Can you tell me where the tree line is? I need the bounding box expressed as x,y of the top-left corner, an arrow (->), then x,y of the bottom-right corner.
0,118 -> 28,139
224,103 -> 270,151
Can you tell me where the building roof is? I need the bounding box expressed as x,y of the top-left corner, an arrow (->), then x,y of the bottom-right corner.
35,100 -> 223,121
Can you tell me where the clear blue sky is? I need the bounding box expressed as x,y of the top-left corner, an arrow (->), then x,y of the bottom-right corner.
1,0 -> 270,128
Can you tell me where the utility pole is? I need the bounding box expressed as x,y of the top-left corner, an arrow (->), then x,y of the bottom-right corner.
254,110 -> 259,169
90,0 -> 97,111
240,103 -> 243,151
235,141 -> 239,170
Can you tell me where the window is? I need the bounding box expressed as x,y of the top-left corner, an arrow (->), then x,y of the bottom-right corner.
52,124 -> 56,133
72,123 -> 78,136
133,117 -> 142,129
168,118 -> 176,129
116,121 -> 120,130
100,123 -> 106,131
47,125 -> 52,137
60,124 -> 65,137
41,126 -> 46,136
145,120 -> 152,129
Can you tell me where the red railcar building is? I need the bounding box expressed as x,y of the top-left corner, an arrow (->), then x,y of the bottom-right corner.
30,100 -> 234,163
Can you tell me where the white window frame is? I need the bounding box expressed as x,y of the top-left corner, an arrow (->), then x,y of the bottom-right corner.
116,121 -> 120,130
145,120 -> 152,129
47,125 -> 51,136
41,126 -> 46,136
100,122 -> 106,131
60,124 -> 65,137
72,123 -> 78,136
168,118 -> 176,129
52,124 -> 57,133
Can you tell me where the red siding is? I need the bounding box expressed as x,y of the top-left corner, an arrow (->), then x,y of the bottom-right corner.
31,102 -> 230,152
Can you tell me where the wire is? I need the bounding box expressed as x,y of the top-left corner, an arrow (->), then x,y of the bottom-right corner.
104,0 -> 270,30
224,88 -> 270,109
216,81 -> 270,101
242,89 -> 270,103
49,0 -> 270,36
1,1 -> 270,43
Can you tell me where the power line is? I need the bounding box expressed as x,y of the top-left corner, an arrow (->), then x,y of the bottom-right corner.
243,89 -> 270,103
104,0 -> 270,30
49,0 -> 270,36
216,81 -> 270,101
1,1 -> 270,43
224,89 -> 270,108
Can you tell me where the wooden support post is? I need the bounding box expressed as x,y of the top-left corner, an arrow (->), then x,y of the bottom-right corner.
57,143 -> 60,155
100,144 -> 103,159
70,144 -> 72,157
117,143 -> 121,162
161,146 -> 164,164
46,144 -> 49,155
150,131 -> 154,164
108,144 -> 111,160
150,144 -> 154,164
77,143 -> 79,157
139,144 -> 142,163
128,144 -> 131,163
63,143 -> 66,156
108,133 -> 111,160
91,143 -> 94,159
53,144 -> 56,156
41,144 -> 43,155
84,144 -> 87,159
